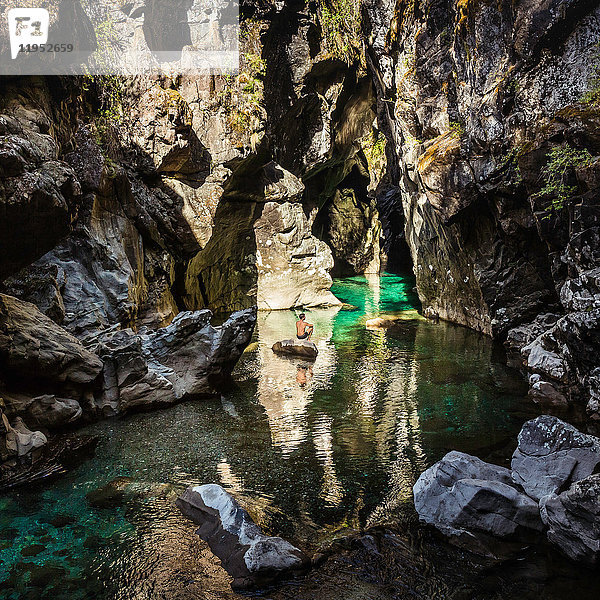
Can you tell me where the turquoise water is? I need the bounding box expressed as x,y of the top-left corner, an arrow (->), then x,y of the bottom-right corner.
0,273 -> 564,599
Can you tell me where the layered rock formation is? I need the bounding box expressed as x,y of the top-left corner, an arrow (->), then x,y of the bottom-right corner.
414,416 -> 600,564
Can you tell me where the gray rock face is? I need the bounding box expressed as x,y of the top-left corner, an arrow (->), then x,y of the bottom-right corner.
95,307 -> 256,414
0,294 -> 103,386
23,395 -> 82,430
176,484 -> 309,590
511,415 -> 600,501
540,474 -> 600,565
361,0 -> 600,407
0,79 -> 81,281
413,451 -> 543,542
1,411 -> 47,459
255,201 -> 341,310
272,339 -> 318,359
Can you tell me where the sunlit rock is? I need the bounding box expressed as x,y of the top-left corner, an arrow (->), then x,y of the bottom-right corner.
272,339 -> 318,359
176,484 -> 309,589
255,200 -> 341,310
511,415 -> 600,502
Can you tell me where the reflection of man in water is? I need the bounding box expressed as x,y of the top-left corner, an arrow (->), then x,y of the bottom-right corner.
296,365 -> 313,388
296,313 -> 314,340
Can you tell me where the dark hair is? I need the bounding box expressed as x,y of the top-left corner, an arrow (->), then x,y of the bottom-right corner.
299,313 -> 306,319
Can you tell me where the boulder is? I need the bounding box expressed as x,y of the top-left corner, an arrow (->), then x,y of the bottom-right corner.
540,474 -> 600,565
24,395 -> 82,429
0,294 -> 103,385
272,339 -> 318,359
413,451 -> 543,544
176,484 -> 309,589
511,416 -> 600,501
94,307 -> 256,413
96,330 -> 176,416
1,412 -> 47,459
143,307 -> 257,398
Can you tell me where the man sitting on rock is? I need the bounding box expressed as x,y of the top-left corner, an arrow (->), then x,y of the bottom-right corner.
296,313 -> 314,341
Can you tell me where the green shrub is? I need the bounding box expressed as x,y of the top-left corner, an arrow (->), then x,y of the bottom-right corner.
535,145 -> 594,211
317,0 -> 362,61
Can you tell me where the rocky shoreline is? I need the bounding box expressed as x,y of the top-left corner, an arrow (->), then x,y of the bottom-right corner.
414,415 -> 600,565
0,293 -> 256,485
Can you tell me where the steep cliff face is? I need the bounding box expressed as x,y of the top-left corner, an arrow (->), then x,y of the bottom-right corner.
362,0 -> 600,414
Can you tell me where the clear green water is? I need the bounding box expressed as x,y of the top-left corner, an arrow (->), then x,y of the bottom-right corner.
0,273 -> 583,599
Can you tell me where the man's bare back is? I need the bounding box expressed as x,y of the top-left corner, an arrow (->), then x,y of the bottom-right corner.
296,313 -> 314,340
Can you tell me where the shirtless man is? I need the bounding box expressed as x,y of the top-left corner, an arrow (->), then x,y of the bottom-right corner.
296,313 -> 314,340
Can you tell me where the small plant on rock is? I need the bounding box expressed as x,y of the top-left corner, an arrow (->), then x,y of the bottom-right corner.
535,144 -> 594,211
317,0 -> 362,62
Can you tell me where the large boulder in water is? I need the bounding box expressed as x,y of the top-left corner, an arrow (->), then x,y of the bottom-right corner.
176,484 -> 309,589
540,473 -> 600,565
94,307 -> 257,414
511,415 -> 600,501
413,451 -> 544,546
272,339 -> 318,359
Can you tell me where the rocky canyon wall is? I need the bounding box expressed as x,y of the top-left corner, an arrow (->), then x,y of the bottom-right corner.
362,0 -> 600,418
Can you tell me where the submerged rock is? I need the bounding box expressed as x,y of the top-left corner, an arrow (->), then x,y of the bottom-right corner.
511,415 -> 600,502
365,317 -> 398,329
272,339 -> 318,359
540,473 -> 600,566
413,451 -> 543,550
365,311 -> 425,329
176,484 -> 309,589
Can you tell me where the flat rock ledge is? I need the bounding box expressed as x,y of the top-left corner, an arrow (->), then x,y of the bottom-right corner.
413,416 -> 600,565
176,484 -> 310,589
272,339 -> 318,359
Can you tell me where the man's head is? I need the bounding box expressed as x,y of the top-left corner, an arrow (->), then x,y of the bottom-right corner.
299,313 -> 305,320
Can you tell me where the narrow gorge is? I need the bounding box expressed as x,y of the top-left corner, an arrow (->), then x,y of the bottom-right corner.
1,1 -> 600,598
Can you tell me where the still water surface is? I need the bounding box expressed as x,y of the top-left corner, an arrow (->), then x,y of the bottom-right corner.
1,274 -> 595,599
